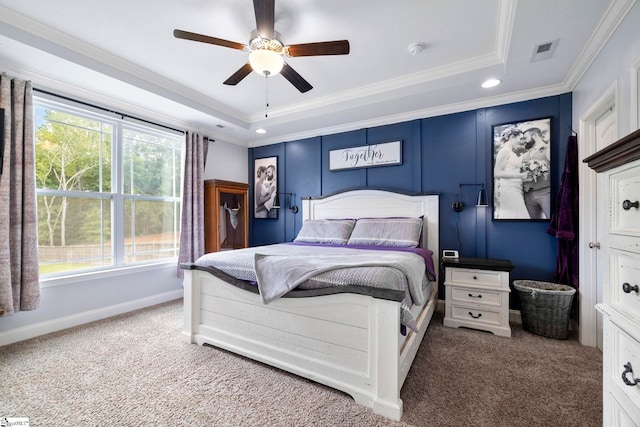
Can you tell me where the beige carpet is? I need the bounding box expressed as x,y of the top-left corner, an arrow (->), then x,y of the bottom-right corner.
0,299 -> 602,426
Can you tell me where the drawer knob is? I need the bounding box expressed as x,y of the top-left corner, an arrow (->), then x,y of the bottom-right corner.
622,362 -> 640,387
622,283 -> 639,294
468,293 -> 483,299
622,199 -> 639,210
473,276 -> 478,280
468,312 -> 482,319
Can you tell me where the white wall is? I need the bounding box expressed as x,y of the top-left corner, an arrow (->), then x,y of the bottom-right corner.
573,1 -> 640,135
205,139 -> 249,183
0,264 -> 183,345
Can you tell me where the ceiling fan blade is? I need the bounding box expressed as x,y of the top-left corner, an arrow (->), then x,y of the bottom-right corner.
286,40 -> 350,57
174,29 -> 245,51
223,63 -> 253,86
280,63 -> 313,93
253,0 -> 275,39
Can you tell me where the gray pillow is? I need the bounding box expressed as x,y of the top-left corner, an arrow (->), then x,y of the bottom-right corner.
294,219 -> 356,244
347,217 -> 423,247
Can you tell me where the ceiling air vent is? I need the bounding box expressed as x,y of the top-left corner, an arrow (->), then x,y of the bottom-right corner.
530,39 -> 559,62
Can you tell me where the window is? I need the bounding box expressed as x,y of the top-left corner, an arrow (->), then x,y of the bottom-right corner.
34,97 -> 183,276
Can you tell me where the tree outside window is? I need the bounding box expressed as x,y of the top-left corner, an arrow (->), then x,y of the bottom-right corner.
34,99 -> 182,276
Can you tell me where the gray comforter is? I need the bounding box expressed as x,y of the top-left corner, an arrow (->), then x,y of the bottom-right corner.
195,243 -> 430,330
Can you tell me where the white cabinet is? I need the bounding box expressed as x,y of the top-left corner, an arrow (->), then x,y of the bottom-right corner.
585,128 -> 640,427
443,257 -> 513,337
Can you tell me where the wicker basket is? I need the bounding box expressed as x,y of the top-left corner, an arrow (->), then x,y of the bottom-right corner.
513,280 -> 576,340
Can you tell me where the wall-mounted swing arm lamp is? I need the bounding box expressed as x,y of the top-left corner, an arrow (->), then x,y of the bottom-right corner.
273,192 -> 299,214
451,183 -> 488,212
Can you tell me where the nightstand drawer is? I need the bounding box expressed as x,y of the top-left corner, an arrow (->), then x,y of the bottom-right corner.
449,267 -> 504,289
450,286 -> 502,307
449,304 -> 502,326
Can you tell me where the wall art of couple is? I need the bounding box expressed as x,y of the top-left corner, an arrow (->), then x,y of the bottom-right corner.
254,156 -> 278,219
492,117 -> 551,221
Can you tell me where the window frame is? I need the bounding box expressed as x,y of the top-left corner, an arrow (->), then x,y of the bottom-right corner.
34,95 -> 183,280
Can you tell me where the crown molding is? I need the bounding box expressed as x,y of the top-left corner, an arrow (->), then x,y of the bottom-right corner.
0,57 -> 249,147
0,5 -> 250,129
247,82 -> 571,147
495,0 -> 517,63
250,52 -> 504,124
564,0 -> 637,90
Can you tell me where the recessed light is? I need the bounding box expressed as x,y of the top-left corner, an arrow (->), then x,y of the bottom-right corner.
256,128 -> 266,134
482,78 -> 501,88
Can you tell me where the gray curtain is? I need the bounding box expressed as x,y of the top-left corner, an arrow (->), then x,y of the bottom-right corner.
177,132 -> 208,278
0,73 -> 40,316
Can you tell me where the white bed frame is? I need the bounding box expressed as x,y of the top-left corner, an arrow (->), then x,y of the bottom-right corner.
182,189 -> 439,420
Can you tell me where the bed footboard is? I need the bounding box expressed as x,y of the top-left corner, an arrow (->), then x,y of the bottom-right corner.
182,268 -> 436,421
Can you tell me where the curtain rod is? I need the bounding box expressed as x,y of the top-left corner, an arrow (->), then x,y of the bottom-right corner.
33,87 -> 185,135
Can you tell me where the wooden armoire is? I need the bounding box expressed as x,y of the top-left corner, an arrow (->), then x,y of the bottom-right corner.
204,180 -> 249,253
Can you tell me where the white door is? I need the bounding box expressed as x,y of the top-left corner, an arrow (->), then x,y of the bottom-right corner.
579,83 -> 618,348
593,106 -> 617,351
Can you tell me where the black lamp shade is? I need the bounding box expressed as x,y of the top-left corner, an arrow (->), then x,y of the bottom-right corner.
476,187 -> 488,207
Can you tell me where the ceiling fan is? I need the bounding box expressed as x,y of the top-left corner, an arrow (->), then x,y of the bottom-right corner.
173,0 -> 350,93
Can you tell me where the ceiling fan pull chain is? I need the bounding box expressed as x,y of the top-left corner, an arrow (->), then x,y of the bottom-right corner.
265,75 -> 269,118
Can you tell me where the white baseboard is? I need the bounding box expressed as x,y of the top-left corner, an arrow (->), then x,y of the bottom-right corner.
0,289 -> 183,346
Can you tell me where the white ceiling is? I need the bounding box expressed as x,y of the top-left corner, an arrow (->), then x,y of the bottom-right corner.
0,0 -> 632,147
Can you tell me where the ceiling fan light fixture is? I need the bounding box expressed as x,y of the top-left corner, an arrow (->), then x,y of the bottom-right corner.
174,1 -> 349,92
249,49 -> 284,76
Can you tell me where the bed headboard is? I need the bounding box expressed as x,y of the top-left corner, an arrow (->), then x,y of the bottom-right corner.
301,189 -> 440,279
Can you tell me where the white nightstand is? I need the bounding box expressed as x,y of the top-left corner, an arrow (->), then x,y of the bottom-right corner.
443,257 -> 513,337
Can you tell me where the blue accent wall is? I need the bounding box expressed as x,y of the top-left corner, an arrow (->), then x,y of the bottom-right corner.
249,93 -> 573,303
284,136 -> 322,242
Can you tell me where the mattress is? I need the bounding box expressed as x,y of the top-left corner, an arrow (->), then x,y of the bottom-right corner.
193,243 -> 436,330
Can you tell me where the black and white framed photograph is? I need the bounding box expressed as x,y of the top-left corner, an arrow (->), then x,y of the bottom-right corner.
492,117 -> 551,221
254,156 -> 278,219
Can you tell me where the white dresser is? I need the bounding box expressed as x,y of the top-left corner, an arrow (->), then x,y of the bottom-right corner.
584,129 -> 640,426
443,257 -> 514,337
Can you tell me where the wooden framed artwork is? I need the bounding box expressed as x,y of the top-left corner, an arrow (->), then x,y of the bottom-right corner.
492,117 -> 551,221
253,156 -> 278,219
